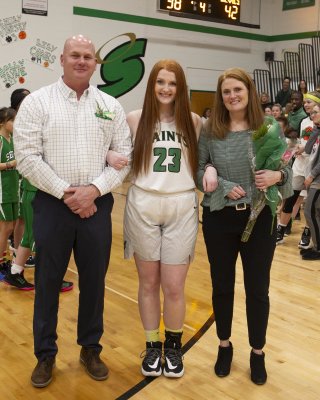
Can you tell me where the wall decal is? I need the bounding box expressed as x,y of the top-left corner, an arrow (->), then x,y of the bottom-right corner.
97,33 -> 148,98
28,38 -> 58,70
0,59 -> 27,90
0,15 -> 27,46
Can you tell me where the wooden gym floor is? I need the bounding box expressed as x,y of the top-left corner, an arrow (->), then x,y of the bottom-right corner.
0,183 -> 319,400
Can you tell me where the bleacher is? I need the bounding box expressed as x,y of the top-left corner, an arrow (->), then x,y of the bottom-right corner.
253,35 -> 320,101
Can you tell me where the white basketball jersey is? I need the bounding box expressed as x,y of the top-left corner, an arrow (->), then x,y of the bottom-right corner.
134,121 -> 195,193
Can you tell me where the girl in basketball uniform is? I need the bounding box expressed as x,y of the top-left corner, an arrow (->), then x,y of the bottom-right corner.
124,60 -> 202,378
0,107 -> 19,280
4,91 -> 74,291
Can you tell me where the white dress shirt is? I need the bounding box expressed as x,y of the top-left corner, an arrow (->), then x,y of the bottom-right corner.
14,77 -> 132,199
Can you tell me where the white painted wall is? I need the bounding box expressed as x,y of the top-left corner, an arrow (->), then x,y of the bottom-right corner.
1,0 -> 72,106
270,0 -> 320,35
72,10 -> 270,111
0,0 -> 319,112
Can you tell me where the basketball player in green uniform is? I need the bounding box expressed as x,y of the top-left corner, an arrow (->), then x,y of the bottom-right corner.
5,176 -> 74,291
4,145 -> 128,290
4,177 -> 35,289
0,107 -> 19,280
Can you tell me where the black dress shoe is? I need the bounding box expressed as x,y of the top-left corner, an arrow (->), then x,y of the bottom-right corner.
302,249 -> 320,260
250,350 -> 267,385
300,248 -> 312,256
214,342 -> 233,377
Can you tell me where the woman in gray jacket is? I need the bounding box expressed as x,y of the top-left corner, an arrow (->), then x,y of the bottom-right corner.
301,104 -> 320,260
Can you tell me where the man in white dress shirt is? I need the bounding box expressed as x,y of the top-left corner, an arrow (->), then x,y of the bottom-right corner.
14,34 -> 132,388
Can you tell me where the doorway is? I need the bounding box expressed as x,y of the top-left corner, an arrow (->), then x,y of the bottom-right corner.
190,90 -> 215,118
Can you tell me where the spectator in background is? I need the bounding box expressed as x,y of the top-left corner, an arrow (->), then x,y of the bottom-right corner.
284,102 -> 292,117
272,103 -> 283,119
0,107 -> 18,281
288,91 -> 307,135
301,104 -> 320,260
2,88 -> 35,289
276,115 -> 288,138
298,79 -> 308,95
8,88 -> 31,256
276,90 -> 320,246
280,90 -> 307,235
275,77 -> 292,108
259,92 -> 272,111
264,106 -> 272,116
5,88 -> 74,291
295,91 -> 320,249
202,107 -> 211,123
10,88 -> 31,110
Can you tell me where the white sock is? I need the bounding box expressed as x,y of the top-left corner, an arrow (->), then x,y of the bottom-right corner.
11,263 -> 24,274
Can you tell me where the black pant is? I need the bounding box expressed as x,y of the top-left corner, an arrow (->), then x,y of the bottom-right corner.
33,190 -> 114,360
304,188 -> 320,251
282,190 -> 300,213
202,205 -> 276,349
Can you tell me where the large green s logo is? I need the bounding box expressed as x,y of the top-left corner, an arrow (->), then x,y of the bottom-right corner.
97,33 -> 147,98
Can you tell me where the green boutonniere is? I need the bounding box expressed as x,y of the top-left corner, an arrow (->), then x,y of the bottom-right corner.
95,101 -> 115,120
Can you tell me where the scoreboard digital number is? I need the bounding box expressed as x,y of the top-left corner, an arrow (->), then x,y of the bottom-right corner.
158,0 -> 241,24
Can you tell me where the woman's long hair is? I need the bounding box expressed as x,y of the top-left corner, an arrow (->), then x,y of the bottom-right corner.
298,79 -> 308,95
132,59 -> 198,181
206,67 -> 264,139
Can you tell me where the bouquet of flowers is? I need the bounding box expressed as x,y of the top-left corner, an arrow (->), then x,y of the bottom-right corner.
241,117 -> 287,242
301,126 -> 313,141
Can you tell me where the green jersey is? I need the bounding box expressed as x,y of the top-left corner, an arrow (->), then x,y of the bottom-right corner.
21,177 -> 37,192
0,134 -> 19,203
288,107 -> 307,133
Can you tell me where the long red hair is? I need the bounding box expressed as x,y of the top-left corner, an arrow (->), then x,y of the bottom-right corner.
132,59 -> 198,181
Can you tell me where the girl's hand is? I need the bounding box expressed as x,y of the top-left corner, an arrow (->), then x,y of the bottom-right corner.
203,166 -> 218,192
226,185 -> 246,200
106,150 -> 128,170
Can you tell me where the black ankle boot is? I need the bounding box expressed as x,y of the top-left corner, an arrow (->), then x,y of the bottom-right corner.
214,342 -> 233,377
250,350 -> 267,385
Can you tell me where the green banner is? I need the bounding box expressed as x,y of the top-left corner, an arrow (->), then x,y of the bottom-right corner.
283,0 -> 315,10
